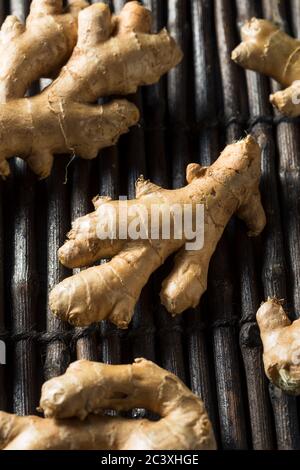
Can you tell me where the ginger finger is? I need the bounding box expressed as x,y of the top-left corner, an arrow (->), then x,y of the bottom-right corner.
50,241 -> 167,328
58,186 -> 166,269
160,190 -> 267,313
160,246 -> 211,315
58,197 -> 134,269
256,299 -> 300,395
0,0 -> 87,102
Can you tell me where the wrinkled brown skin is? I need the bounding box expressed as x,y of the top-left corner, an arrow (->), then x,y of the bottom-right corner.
0,1 -> 182,178
0,0 -> 88,102
0,359 -> 216,450
257,299 -> 300,395
49,136 -> 266,328
232,18 -> 300,117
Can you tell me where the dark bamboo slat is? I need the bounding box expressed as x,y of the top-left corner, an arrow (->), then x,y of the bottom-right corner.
234,0 -> 275,450
71,160 -> 99,361
44,159 -> 71,380
0,0 -> 4,20
263,0 -> 300,447
290,0 -> 300,31
37,5 -> 72,379
111,0 -> 156,368
75,0 -> 112,362
148,0 -> 188,383
5,0 -> 37,417
140,1 -> 173,373
10,0 -> 29,19
98,146 -> 122,365
208,236 -> 248,450
112,0 -> 124,13
0,0 -> 6,412
141,1 -> 173,369
286,0 -> 300,429
94,0 -> 119,366
211,0 -> 248,450
123,92 -> 157,365
262,0 -> 300,449
0,177 -> 5,411
276,126 -> 300,317
236,207 -> 274,449
9,161 -> 38,416
234,0 -> 300,450
187,0 -> 221,441
261,0 -> 300,319
167,0 -> 189,189
260,129 -> 300,448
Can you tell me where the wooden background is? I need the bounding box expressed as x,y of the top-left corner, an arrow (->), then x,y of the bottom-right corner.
1,0 -> 300,450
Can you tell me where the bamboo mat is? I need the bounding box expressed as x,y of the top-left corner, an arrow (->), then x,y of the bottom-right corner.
0,0 -> 300,450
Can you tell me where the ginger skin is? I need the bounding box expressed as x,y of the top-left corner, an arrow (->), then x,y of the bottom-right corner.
232,18 -> 300,117
49,136 -> 266,328
257,299 -> 300,395
0,359 -> 216,450
0,0 -> 88,102
0,2 -> 182,178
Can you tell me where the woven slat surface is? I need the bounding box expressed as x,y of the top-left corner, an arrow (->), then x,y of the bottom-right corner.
0,0 -> 300,450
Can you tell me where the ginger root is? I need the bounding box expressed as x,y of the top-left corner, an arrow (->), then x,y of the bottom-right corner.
257,299 -> 300,395
0,0 -> 88,102
0,359 -> 216,450
232,18 -> 300,117
49,136 -> 266,328
0,1 -> 182,178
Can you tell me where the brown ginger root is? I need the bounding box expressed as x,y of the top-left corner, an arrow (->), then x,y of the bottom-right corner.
0,359 -> 216,450
49,136 -> 266,328
0,1 -> 182,178
232,18 -> 300,117
257,298 -> 300,395
0,0 -> 88,102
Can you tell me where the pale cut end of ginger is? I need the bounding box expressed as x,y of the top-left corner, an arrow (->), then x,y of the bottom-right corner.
257,298 -> 300,395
